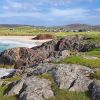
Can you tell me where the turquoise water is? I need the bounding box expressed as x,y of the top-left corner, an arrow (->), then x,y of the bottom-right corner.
0,39 -> 38,53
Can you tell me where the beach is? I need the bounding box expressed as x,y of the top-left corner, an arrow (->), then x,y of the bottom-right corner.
0,36 -> 52,44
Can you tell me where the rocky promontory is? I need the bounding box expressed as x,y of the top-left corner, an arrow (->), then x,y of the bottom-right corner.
0,35 -> 100,68
0,35 -> 100,100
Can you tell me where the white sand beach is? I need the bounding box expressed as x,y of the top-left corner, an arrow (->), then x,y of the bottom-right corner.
0,36 -> 52,49
0,36 -> 52,44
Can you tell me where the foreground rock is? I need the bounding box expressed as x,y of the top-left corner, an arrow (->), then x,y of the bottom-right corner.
53,64 -> 93,91
7,76 -> 54,100
26,63 -> 93,92
89,80 -> 100,100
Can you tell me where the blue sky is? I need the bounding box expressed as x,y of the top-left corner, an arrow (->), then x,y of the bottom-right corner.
0,0 -> 100,26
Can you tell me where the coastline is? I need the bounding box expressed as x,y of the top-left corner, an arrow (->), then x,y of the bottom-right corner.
0,36 -> 52,45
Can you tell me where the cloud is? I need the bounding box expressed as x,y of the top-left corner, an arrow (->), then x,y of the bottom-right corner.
0,7 -> 89,21
0,0 -> 99,25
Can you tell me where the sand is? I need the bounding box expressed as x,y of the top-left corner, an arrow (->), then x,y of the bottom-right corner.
0,36 -> 52,44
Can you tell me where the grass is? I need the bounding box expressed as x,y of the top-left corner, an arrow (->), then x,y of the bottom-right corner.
39,73 -> 91,100
0,26 -> 100,37
0,86 -> 17,100
0,64 -> 14,69
0,75 -> 21,100
90,70 -> 100,80
0,26 -> 55,36
56,56 -> 100,69
85,48 -> 100,58
2,75 -> 21,82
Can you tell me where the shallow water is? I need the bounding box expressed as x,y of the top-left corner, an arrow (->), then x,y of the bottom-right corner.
0,39 -> 38,52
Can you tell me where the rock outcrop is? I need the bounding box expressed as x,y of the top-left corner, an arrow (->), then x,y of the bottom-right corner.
54,64 -> 93,91
0,47 -> 49,68
7,76 -> 54,100
0,35 -> 99,68
55,35 -> 99,52
26,63 -> 93,92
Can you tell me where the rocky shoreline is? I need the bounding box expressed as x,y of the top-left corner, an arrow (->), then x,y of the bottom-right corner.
0,35 -> 100,100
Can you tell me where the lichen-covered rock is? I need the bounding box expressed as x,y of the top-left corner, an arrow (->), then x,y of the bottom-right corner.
52,64 -> 93,91
7,76 -> 54,100
19,76 -> 54,100
89,80 -> 100,100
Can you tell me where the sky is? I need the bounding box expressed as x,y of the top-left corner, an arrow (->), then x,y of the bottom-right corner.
0,0 -> 100,26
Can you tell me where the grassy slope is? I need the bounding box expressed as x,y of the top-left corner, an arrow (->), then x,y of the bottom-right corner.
53,48 -> 100,69
0,26 -> 100,37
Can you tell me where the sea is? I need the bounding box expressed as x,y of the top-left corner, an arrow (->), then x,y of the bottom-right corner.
0,39 -> 39,78
0,39 -> 38,53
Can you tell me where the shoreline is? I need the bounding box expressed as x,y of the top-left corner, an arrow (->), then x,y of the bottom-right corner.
0,36 -> 52,45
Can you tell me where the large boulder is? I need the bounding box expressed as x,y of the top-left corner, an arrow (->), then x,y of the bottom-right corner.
52,64 -> 93,91
19,76 -> 54,100
55,35 -> 98,52
7,76 -> 54,100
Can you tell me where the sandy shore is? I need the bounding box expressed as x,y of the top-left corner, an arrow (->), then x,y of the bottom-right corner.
0,36 -> 52,44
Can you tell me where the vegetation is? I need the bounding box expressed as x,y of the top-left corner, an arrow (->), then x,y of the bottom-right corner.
0,26 -> 100,38
85,48 -> 100,58
39,73 -> 91,100
57,56 -> 100,68
0,64 -> 14,69
2,75 -> 21,82
90,70 -> 100,80
0,86 -> 17,100
0,75 -> 21,100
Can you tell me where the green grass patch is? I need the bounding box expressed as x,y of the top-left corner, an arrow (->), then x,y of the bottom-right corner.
0,75 -> 21,100
85,48 -> 100,58
39,73 -> 91,100
0,86 -> 17,100
57,56 -> 100,69
2,75 -> 21,82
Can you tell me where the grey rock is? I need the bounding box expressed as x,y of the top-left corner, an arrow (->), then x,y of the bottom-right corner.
89,80 -> 100,100
19,76 -> 54,100
7,79 -> 25,96
53,64 -> 93,91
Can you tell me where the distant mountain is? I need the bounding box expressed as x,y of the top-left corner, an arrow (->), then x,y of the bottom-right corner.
0,24 -> 100,31
62,24 -> 100,31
